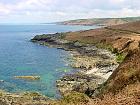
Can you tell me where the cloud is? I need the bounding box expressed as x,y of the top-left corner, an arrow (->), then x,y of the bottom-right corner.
109,0 -> 125,4
0,0 -> 139,23
0,3 -> 11,15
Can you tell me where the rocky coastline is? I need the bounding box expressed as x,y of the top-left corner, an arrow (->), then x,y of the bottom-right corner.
28,21 -> 140,105
1,21 -> 140,105
31,32 -> 119,97
0,90 -> 52,105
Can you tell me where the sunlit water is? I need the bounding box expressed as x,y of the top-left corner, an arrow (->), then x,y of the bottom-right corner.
0,24 -> 100,98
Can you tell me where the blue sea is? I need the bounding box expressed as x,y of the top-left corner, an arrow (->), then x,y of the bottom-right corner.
0,24 -> 99,98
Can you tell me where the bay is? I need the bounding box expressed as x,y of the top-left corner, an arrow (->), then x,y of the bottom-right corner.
0,24 -> 99,98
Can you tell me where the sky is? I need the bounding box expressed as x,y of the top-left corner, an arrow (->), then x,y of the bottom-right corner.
0,0 -> 140,23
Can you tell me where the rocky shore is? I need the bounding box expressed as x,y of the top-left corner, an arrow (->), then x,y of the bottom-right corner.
1,21 -> 140,105
0,90 -> 51,105
31,32 -> 119,97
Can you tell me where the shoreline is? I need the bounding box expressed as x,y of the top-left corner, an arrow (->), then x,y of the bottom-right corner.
31,32 -> 119,97
1,21 -> 140,105
0,32 -> 117,104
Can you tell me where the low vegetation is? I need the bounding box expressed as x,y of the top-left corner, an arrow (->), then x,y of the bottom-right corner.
115,53 -> 126,63
51,92 -> 90,105
58,17 -> 140,26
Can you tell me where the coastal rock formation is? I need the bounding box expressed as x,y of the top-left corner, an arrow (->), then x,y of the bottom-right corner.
56,50 -> 118,96
0,80 -> 4,82
0,91 -> 50,105
31,27 -> 120,97
14,76 -> 40,80
56,73 -> 105,96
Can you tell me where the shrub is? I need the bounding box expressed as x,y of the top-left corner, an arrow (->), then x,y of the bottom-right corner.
116,53 -> 125,63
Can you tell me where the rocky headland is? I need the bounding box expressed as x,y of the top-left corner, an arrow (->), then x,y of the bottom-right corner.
31,21 -> 140,104
31,31 -> 119,96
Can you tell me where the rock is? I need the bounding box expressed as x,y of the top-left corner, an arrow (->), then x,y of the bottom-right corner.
0,80 -> 4,82
31,32 -> 119,97
73,41 -> 83,47
71,56 -> 101,70
14,76 -> 40,80
0,90 -> 51,105
56,73 -> 105,96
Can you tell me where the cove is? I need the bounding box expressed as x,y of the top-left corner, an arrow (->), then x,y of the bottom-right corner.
0,24 -> 100,98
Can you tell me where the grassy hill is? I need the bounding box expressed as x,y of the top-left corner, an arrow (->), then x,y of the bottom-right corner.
58,16 -> 140,26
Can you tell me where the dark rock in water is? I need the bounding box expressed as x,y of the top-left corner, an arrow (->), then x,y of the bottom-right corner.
56,72 -> 105,96
14,76 -> 40,80
0,80 -> 4,82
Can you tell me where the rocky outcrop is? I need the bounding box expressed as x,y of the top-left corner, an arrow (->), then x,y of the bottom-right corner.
56,73 -> 105,96
14,76 -> 40,80
0,91 -> 50,105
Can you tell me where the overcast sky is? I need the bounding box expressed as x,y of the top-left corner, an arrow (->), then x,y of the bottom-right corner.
0,0 -> 140,23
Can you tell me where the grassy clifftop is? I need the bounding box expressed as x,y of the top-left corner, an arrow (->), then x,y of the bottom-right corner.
58,17 -> 140,26
64,21 -> 140,53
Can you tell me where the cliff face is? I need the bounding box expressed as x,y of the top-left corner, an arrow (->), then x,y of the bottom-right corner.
101,48 -> 140,94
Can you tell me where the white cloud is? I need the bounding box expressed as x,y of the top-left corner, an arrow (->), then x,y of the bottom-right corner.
0,3 -> 11,15
109,0 -> 125,4
0,0 -> 139,23
16,0 -> 52,10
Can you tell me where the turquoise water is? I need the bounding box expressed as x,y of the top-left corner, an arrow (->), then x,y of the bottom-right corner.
0,24 -> 99,98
